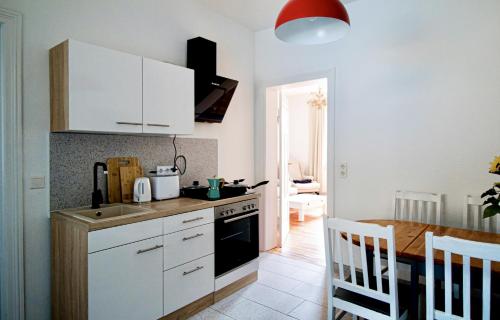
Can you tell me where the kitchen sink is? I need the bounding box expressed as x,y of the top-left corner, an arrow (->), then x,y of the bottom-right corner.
61,204 -> 153,221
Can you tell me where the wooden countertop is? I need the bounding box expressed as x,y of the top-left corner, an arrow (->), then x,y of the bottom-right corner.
51,194 -> 259,232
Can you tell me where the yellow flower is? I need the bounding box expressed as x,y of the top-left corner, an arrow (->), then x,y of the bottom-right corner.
489,156 -> 500,174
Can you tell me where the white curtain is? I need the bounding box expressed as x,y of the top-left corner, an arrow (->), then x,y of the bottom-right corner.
309,101 -> 327,194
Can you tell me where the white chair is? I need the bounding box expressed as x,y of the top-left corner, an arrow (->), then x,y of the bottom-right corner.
394,191 -> 443,225
425,232 -> 500,319
323,217 -> 409,320
463,195 -> 499,233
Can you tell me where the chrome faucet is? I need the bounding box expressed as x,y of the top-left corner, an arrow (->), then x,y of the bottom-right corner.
91,162 -> 108,209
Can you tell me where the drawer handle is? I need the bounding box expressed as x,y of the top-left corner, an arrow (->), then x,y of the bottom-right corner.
183,233 -> 204,241
116,121 -> 142,126
147,123 -> 170,128
183,266 -> 204,276
136,244 -> 163,254
182,217 -> 204,224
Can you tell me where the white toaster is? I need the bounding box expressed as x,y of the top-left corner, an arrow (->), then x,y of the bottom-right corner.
150,175 -> 180,200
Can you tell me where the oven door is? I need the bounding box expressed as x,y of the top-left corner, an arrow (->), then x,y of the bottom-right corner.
215,210 -> 259,277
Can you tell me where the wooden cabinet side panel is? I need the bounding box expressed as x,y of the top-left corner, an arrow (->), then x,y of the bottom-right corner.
49,40 -> 69,132
51,214 -> 88,320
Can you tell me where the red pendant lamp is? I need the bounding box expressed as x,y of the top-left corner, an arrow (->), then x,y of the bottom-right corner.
275,0 -> 350,45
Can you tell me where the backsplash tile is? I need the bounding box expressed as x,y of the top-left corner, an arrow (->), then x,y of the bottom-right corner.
50,133 -> 217,210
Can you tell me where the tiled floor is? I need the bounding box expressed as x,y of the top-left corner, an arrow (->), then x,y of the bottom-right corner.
189,252 -> 349,320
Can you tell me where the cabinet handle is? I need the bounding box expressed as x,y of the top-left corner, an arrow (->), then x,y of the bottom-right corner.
183,266 -> 204,276
116,121 -> 142,126
182,217 -> 204,224
147,123 -> 170,128
182,233 -> 204,241
136,244 -> 163,254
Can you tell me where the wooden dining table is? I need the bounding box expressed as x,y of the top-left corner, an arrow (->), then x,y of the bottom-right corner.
356,219 -> 500,319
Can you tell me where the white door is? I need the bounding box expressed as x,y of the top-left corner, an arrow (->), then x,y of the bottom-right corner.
68,40 -> 143,133
278,89 -> 290,247
142,57 -> 194,135
88,236 -> 163,320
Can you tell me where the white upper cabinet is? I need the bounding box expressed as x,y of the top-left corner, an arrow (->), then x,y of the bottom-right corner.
142,58 -> 194,135
51,39 -> 143,133
50,39 -> 194,135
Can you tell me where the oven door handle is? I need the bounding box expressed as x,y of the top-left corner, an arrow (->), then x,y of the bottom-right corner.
223,211 -> 259,223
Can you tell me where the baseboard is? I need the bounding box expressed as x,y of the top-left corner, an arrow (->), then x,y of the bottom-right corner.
214,271 -> 258,303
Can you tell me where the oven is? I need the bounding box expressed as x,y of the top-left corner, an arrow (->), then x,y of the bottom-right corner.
214,199 -> 259,277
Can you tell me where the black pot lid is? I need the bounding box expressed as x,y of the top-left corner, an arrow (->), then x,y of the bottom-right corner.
184,180 -> 209,189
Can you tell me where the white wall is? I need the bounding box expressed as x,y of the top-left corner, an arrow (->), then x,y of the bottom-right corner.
255,0 -> 500,226
1,0 -> 254,318
287,92 -> 312,175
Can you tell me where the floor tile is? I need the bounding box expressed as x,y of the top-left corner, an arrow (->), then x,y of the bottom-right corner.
211,292 -> 246,314
257,269 -> 302,293
221,297 -> 294,320
289,301 -> 327,320
188,307 -> 233,320
238,282 -> 303,314
259,259 -> 326,287
261,251 -> 325,273
289,282 -> 327,306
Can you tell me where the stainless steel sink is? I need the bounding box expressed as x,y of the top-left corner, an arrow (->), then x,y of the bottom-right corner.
61,204 -> 153,221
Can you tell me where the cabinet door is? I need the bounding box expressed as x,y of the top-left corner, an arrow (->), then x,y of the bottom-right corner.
142,57 -> 194,135
88,236 -> 163,320
164,254 -> 214,315
68,40 -> 143,133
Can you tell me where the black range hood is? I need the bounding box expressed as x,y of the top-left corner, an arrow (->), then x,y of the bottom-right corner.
187,37 -> 238,123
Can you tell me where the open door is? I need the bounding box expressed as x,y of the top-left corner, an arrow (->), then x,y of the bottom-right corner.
278,89 -> 290,247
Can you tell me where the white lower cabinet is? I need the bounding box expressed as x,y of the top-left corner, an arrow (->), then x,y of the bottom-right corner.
163,254 -> 215,315
88,236 -> 163,320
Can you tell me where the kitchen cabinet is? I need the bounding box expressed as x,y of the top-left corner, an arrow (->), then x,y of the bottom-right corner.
50,39 -> 143,133
88,236 -> 163,320
164,254 -> 215,315
143,57 -> 194,134
50,39 -> 194,135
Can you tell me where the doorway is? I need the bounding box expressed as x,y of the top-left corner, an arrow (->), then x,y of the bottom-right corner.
266,78 -> 328,266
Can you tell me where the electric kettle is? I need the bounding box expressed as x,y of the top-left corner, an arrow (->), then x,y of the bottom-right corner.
133,177 -> 152,203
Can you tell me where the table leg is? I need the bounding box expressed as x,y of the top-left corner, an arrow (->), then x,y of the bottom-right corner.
410,260 -> 418,320
366,248 -> 374,289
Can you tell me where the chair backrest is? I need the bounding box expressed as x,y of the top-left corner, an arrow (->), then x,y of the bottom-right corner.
288,161 -> 303,180
323,217 -> 400,320
425,232 -> 500,320
463,195 -> 499,233
394,190 -> 443,225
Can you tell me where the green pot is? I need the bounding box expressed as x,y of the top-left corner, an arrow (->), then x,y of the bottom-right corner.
207,178 -> 221,199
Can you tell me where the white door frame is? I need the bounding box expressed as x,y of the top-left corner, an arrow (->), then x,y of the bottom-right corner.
277,88 -> 290,247
0,7 -> 24,320
255,69 -> 336,251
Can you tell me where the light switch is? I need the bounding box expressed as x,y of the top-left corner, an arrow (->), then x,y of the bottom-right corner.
30,176 -> 46,189
339,163 -> 348,178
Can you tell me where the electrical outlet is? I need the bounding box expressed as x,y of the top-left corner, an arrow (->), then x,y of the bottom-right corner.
339,162 -> 348,178
157,165 -> 175,175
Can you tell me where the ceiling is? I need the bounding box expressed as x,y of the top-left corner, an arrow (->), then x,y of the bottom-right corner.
196,0 -> 355,31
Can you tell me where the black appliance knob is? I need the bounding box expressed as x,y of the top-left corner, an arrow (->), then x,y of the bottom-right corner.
193,181 -> 199,186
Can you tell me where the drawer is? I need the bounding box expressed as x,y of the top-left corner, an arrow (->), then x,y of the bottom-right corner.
163,223 -> 214,270
163,208 -> 214,234
88,218 -> 163,253
164,254 -> 214,315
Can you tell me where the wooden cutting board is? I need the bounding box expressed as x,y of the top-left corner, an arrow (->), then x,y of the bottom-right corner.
106,157 -> 141,203
120,166 -> 143,203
